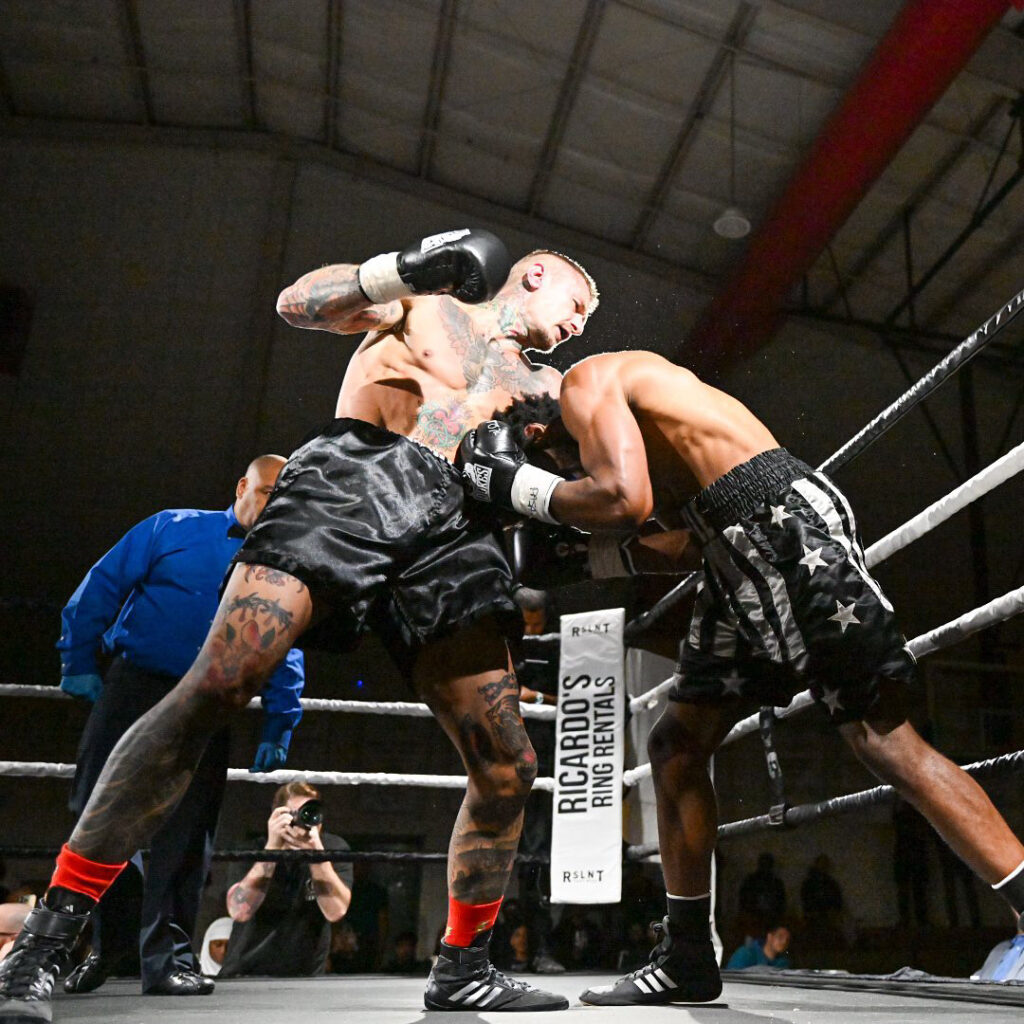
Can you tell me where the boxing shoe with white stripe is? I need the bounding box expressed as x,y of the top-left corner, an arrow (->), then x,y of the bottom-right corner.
579,917 -> 722,1006
425,939 -> 569,1011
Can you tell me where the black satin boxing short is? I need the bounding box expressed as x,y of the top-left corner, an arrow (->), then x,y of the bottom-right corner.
233,418 -> 520,667
670,448 -> 915,725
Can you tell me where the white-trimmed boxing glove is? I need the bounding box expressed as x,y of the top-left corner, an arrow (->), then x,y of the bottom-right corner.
458,421 -> 563,525
357,228 -> 511,305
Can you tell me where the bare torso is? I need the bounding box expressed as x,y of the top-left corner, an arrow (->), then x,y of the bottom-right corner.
566,351 -> 779,525
336,296 -> 561,461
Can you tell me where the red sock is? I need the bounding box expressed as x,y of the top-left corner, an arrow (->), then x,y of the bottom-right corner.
444,895 -> 503,947
49,844 -> 127,902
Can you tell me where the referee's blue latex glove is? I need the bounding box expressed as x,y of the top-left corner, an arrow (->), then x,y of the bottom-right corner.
60,673 -> 103,703
250,714 -> 294,772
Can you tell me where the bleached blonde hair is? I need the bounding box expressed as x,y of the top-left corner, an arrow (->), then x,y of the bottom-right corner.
518,249 -> 600,316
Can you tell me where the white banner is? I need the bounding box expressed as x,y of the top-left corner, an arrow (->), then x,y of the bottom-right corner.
550,608 -> 625,904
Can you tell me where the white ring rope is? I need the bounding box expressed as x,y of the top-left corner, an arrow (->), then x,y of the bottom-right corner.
0,760 -> 555,793
5,587 -> 1022,792
0,685 -> 554,720
864,440 -> 1024,568
3,443 -> 1020,799
5,586 -> 1021,791
5,442 -> 1018,723
622,584 -> 1024,787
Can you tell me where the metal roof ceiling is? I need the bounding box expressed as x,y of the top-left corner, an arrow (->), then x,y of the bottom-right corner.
1,0 -> 1022,364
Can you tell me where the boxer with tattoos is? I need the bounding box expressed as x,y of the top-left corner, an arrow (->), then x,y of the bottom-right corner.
0,229 -> 596,1021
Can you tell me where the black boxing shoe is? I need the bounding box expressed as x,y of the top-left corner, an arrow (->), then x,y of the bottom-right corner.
579,917 -> 722,1006
0,902 -> 90,1023
62,953 -> 110,995
143,969 -> 215,996
425,938 -> 568,1011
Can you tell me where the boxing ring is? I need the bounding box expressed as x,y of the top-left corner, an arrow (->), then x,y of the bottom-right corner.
20,973 -> 1024,1024
1,287 -> 1023,1021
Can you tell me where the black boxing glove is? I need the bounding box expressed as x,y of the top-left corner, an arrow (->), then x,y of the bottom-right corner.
357,228 -> 511,305
458,420 -> 563,525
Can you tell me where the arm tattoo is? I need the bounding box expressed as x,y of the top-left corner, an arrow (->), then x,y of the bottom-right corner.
277,264 -> 400,333
229,873 -> 271,919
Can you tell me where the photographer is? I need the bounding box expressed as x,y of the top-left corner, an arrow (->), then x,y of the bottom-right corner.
219,783 -> 353,977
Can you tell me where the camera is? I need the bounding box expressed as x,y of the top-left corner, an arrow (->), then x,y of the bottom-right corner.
290,798 -> 323,831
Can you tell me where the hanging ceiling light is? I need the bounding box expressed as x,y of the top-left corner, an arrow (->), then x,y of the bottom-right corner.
714,52 -> 751,240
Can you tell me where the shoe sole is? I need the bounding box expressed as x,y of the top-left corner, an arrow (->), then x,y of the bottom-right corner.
424,996 -> 569,1012
0,999 -> 54,1024
580,985 -> 722,1006
63,976 -> 108,995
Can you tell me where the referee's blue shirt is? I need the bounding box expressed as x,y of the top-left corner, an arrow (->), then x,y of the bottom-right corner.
57,505 -> 305,742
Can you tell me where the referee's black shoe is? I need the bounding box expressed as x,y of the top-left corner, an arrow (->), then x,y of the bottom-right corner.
579,916 -> 721,1005
425,936 -> 569,1011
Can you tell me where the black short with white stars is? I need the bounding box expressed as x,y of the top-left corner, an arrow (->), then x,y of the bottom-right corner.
668,449 -> 915,725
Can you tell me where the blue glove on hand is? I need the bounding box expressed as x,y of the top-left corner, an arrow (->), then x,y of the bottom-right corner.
250,741 -> 289,773
60,673 -> 103,703
250,714 -> 294,772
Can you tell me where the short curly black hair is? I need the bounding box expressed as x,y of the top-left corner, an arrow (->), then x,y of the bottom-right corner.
492,393 -> 562,449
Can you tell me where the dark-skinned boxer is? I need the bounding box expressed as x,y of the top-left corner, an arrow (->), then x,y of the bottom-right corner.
461,349 -> 1024,1005
0,229 -> 598,1022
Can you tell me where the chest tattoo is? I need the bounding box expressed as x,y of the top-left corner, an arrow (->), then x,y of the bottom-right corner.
411,397 -> 474,450
440,300 -> 544,397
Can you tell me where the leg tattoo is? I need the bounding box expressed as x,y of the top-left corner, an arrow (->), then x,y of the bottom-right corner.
70,571 -> 309,862
447,674 -> 537,903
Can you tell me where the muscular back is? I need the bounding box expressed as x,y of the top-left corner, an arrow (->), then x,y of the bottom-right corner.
337,296 -> 560,461
559,351 -> 778,526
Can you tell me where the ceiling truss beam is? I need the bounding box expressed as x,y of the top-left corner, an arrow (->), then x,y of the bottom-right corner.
418,0 -> 458,179
526,0 -> 606,216
0,115 -> 717,298
323,0 -> 343,148
631,1 -> 758,250
116,0 -> 154,124
0,50 -> 13,117
233,0 -> 259,130
821,97 -> 1007,312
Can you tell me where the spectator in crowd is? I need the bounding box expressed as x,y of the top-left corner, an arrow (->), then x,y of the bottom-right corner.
616,920 -> 658,974
726,924 -> 792,970
738,853 -> 787,939
198,918 -> 232,977
936,836 -> 981,928
893,797 -> 931,927
800,854 -> 845,935
972,914 -> 1024,982
58,456 -> 305,998
344,861 -> 389,971
0,903 -> 32,963
383,930 -> 432,975
220,782 -> 353,977
552,907 -> 603,970
327,921 -> 361,974
508,924 -> 532,973
510,586 -> 565,974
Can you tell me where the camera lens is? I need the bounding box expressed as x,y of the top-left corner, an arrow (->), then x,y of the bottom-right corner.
291,798 -> 323,830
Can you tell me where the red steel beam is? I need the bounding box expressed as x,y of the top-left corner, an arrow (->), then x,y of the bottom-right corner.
687,0 -> 1019,375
